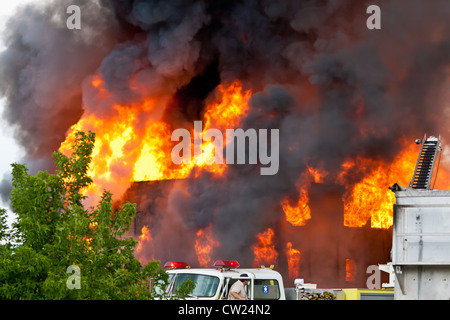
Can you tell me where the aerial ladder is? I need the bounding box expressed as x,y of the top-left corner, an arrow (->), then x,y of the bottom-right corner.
409,134 -> 442,190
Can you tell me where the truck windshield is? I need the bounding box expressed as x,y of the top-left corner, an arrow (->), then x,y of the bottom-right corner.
173,273 -> 220,297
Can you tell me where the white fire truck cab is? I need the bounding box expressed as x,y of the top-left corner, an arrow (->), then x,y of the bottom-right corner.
162,260 -> 286,300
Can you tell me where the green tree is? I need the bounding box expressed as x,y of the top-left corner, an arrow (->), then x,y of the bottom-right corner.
0,131 -> 194,299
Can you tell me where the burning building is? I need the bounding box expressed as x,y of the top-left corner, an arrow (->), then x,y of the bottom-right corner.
2,0 -> 450,288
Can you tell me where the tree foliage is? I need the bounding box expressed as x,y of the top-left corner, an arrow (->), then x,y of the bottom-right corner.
0,131 -> 194,299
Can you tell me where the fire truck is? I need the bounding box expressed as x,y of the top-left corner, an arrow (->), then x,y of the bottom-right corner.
162,260 -> 286,300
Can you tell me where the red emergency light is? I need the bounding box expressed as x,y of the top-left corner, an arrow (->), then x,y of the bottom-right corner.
164,261 -> 190,269
213,260 -> 240,268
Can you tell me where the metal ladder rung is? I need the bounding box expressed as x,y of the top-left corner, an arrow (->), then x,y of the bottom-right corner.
410,134 -> 441,190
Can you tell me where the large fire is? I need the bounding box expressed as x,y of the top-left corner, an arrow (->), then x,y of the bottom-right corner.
60,73 -> 428,280
60,78 -> 251,201
60,77 -> 253,268
56,39 -> 448,288
3,0 -> 450,290
59,68 -> 436,286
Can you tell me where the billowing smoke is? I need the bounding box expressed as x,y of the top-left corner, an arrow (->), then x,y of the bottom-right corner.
2,0 -> 450,286
0,0 -> 120,201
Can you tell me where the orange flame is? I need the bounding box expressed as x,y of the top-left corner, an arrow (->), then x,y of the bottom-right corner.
345,258 -> 356,282
282,165 -> 327,226
286,242 -> 301,279
136,225 -> 153,265
341,142 -> 418,229
193,81 -> 251,176
252,228 -> 278,267
194,225 -> 219,267
60,77 -> 251,203
307,165 -> 328,183
204,81 -> 251,129
282,189 -> 311,227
